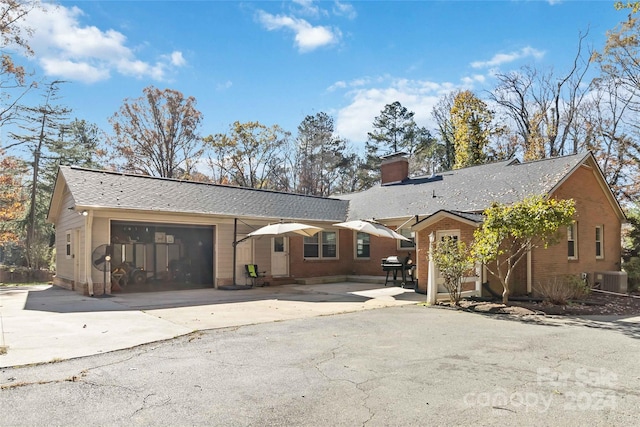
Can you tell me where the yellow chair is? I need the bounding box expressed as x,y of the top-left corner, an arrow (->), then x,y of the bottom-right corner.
245,264 -> 268,287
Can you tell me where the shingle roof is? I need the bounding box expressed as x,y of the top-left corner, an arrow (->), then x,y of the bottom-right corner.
57,153 -> 596,224
60,166 -> 350,222
338,152 -> 590,221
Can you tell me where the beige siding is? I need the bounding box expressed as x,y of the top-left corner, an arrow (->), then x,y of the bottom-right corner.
89,217 -> 111,285
255,238 -> 271,275
216,223 -> 235,286
54,189 -> 86,284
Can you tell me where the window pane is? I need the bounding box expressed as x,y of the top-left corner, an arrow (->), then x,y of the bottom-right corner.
304,244 -> 319,258
274,236 -> 284,252
304,234 -> 318,258
322,232 -> 337,258
568,242 -> 575,258
399,228 -> 415,248
304,235 -> 318,244
322,244 -> 337,258
322,232 -> 336,244
356,232 -> 370,258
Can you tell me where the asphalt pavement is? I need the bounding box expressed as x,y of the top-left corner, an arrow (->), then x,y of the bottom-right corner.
1,302 -> 639,426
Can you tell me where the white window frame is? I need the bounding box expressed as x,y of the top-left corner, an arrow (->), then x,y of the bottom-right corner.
303,231 -> 338,260
65,231 -> 72,259
355,232 -> 370,259
567,222 -> 578,260
397,228 -> 416,250
595,225 -> 604,260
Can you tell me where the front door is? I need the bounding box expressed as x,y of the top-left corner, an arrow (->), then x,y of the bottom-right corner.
435,230 -> 460,292
235,240 -> 253,285
271,236 -> 288,277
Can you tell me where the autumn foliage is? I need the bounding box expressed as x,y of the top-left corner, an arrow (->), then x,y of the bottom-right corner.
0,154 -> 26,243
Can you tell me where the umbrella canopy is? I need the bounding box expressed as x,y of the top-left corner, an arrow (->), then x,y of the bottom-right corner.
247,222 -> 324,238
333,220 -> 411,241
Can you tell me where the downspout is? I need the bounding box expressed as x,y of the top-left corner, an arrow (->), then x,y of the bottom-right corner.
85,211 -> 94,296
232,218 -> 238,286
527,245 -> 532,295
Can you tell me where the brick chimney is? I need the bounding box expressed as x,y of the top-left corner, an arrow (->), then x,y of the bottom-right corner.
380,152 -> 409,185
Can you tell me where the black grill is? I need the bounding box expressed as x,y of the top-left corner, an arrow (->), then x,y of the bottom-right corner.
381,256 -> 416,288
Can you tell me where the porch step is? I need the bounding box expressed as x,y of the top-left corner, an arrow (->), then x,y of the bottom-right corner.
294,275 -> 388,286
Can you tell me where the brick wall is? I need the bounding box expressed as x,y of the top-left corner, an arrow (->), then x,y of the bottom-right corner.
288,229 -> 410,278
531,164 -> 622,289
411,163 -> 623,296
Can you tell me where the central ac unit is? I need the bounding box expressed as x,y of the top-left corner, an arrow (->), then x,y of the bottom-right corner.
593,271 -> 628,293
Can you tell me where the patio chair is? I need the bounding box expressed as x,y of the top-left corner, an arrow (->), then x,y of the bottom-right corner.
245,264 -> 268,287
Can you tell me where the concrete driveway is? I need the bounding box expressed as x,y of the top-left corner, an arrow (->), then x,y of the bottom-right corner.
0,282 -> 425,368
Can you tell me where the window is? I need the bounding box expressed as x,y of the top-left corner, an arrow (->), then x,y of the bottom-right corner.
595,225 -> 604,259
65,232 -> 72,259
304,231 -> 338,259
356,232 -> 370,259
567,223 -> 578,260
398,228 -> 416,250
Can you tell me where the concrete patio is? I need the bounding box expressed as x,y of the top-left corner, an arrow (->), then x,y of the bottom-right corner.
0,282 -> 426,368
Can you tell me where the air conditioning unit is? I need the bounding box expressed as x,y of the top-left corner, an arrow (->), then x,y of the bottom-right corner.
593,271 -> 628,293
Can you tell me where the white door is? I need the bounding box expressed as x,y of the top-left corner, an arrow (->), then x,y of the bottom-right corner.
271,236 -> 288,277
235,240 -> 253,285
435,230 -> 460,292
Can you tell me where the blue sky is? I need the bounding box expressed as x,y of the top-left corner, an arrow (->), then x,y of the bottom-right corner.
9,1 -> 628,154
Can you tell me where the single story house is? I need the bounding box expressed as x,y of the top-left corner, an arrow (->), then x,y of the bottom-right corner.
47,151 -> 625,301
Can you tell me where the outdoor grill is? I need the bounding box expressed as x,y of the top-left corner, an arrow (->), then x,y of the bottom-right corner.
381,256 -> 416,288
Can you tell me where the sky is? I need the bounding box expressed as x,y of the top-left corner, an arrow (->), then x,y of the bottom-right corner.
5,0 -> 630,155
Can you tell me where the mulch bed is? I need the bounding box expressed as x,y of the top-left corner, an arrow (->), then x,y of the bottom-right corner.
449,291 -> 640,316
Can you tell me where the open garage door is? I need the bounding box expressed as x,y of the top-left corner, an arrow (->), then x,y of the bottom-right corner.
110,221 -> 214,292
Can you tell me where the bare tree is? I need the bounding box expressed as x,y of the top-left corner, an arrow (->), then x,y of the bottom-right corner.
489,32 -> 593,159
206,121 -> 291,189
591,4 -> 640,202
109,86 -> 204,178
0,0 -> 40,131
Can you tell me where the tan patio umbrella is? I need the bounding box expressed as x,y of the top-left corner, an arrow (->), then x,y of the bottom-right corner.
247,222 -> 323,238
333,220 -> 411,241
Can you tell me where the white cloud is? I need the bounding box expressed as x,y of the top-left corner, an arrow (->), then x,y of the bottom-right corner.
40,58 -> 110,84
19,3 -> 186,83
216,80 -> 233,91
291,0 -> 326,18
460,74 -> 486,85
169,51 -> 186,67
471,46 -> 545,69
332,77 -> 458,145
257,10 -> 341,52
333,1 -> 357,19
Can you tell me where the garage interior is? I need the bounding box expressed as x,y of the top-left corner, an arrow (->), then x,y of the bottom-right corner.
109,221 -> 214,292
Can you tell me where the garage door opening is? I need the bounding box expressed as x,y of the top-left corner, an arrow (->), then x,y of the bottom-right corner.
110,221 -> 214,292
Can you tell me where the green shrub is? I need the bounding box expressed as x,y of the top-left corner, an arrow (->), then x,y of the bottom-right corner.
535,274 -> 590,305
623,257 -> 640,293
